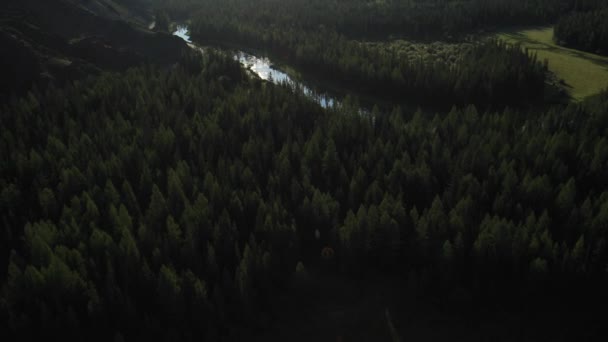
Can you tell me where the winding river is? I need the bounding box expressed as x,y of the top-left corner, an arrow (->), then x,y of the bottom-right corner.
173,26 -> 337,108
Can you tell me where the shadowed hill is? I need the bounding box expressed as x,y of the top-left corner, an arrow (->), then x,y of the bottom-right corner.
0,0 -> 188,100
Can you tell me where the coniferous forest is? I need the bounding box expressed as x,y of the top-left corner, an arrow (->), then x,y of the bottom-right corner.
554,8 -> 608,54
1,0 -> 608,341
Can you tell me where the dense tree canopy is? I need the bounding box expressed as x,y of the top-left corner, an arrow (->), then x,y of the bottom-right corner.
1,47 -> 608,340
2,1 -> 608,341
181,0 -> 608,40
554,8 -> 608,54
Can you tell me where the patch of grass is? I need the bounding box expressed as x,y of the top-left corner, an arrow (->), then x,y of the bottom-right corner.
497,26 -> 608,101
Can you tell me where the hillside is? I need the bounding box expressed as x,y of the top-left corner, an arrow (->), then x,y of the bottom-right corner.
0,0 -> 187,100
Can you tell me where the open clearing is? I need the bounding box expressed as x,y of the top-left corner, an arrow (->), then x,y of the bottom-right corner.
498,27 -> 608,100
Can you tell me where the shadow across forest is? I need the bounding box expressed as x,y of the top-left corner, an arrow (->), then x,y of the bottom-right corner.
252,269 -> 607,342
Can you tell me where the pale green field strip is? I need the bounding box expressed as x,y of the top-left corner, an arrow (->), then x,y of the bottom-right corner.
498,27 -> 608,100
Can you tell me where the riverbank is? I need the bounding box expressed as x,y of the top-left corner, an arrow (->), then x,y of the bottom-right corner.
171,25 -> 343,109
185,28 -> 565,112
183,34 -> 430,114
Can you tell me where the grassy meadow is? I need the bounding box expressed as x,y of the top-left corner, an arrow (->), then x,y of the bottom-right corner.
498,27 -> 608,100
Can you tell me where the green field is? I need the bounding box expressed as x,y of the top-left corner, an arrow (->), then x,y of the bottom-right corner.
498,27 -> 608,100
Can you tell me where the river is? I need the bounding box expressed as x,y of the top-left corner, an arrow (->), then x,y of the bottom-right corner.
172,26 -> 337,108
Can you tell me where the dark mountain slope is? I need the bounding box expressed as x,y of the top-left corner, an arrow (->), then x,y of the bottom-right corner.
0,0 -> 187,100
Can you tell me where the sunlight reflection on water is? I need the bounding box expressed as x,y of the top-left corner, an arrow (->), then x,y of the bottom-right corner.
173,26 -> 335,108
